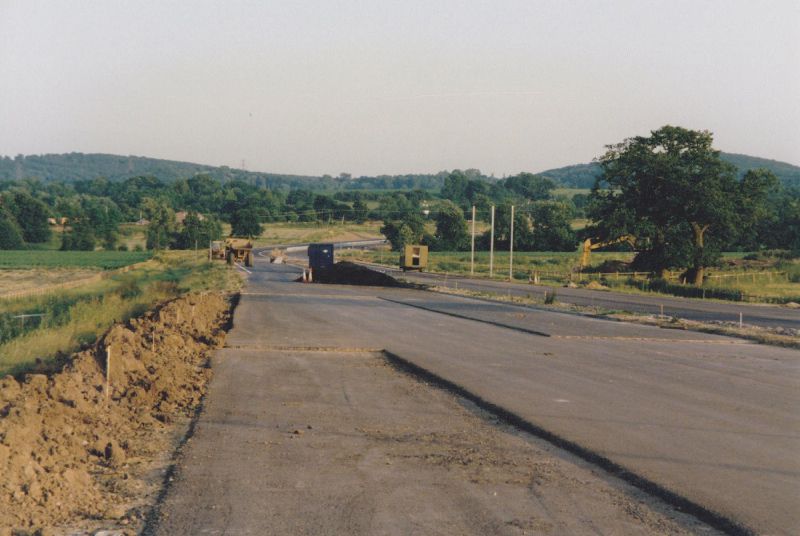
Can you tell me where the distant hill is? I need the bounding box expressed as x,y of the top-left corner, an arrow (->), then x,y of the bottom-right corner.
0,153 -> 449,191
2,151 -> 796,191
538,152 -> 800,189
0,153 -> 325,188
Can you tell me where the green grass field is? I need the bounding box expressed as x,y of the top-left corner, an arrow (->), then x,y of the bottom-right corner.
0,250 -> 152,270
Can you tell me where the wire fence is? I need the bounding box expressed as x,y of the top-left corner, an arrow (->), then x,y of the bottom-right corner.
528,269 -> 794,304
0,260 -> 153,301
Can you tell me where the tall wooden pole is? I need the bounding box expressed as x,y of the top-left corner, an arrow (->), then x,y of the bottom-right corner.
489,205 -> 495,278
509,205 -> 514,280
470,205 -> 476,276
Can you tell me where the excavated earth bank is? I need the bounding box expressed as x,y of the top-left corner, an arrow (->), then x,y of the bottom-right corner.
0,292 -> 233,535
307,261 -> 403,287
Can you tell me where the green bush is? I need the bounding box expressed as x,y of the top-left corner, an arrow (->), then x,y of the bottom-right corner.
116,275 -> 142,299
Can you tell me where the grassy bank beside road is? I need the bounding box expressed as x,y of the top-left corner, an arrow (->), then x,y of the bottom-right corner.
339,248 -> 800,304
339,248 -> 633,279
0,251 -> 241,377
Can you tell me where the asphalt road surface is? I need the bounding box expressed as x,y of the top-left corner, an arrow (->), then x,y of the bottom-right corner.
151,260 -> 800,535
370,263 -> 800,331
271,243 -> 799,330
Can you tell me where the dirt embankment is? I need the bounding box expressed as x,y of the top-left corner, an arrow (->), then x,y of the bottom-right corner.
0,292 -> 233,535
306,261 -> 403,287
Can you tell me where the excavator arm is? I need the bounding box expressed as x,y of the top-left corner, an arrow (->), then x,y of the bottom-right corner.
579,235 -> 636,269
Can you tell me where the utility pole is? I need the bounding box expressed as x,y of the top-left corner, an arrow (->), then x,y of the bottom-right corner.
470,205 -> 476,276
489,205 -> 495,278
509,205 -> 514,280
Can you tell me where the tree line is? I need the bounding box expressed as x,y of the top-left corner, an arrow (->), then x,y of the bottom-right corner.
0,170 -> 582,252
1,126 -> 797,288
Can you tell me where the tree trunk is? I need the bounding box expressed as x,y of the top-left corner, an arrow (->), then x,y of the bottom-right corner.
690,223 -> 709,286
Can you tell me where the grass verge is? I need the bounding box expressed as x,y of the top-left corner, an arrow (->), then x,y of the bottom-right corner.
428,286 -> 800,350
339,249 -> 800,304
0,251 -> 242,377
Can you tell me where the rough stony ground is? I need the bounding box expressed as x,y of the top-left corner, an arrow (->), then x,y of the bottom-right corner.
0,292 -> 232,535
148,349 -> 721,536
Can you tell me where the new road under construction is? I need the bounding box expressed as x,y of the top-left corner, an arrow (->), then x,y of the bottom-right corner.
146,244 -> 799,536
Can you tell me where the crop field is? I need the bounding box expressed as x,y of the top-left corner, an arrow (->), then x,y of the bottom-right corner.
0,250 -> 152,270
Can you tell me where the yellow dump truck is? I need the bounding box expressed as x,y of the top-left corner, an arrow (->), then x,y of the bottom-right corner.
399,244 -> 428,272
225,238 -> 254,267
210,238 -> 254,267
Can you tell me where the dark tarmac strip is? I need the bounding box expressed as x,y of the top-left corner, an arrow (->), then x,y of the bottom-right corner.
148,262 -> 800,535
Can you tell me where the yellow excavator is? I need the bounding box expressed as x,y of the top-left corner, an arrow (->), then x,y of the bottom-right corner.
578,235 -> 636,269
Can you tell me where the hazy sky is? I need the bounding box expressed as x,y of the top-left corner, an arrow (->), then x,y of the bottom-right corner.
1,0 -> 798,177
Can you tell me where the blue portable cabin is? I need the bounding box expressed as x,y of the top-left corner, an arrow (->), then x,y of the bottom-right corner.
307,243 -> 334,271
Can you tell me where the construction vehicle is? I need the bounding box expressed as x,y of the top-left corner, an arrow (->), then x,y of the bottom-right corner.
210,238 -> 254,267
308,243 -> 334,271
209,240 -> 226,260
400,244 -> 428,272
225,238 -> 254,267
579,235 -> 636,269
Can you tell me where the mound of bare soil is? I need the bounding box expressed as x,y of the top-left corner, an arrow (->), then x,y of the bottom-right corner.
583,280 -> 610,290
0,292 -> 232,535
306,261 -> 402,287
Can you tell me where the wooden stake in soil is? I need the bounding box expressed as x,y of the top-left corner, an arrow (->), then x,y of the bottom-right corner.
105,346 -> 112,401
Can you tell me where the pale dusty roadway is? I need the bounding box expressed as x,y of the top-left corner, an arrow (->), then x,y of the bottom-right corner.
152,260 -> 800,535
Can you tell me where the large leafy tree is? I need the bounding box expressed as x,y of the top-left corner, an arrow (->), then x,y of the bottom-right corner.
433,201 -> 469,250
769,187 -> 800,251
590,126 -> 744,284
2,191 -> 51,243
352,198 -> 368,224
0,209 -> 25,249
485,203 -> 533,251
230,207 -> 263,237
529,201 -> 577,251
501,173 -> 555,201
735,169 -> 780,250
441,170 -> 470,207
60,215 -> 96,251
173,212 -> 223,249
381,213 -> 425,251
80,195 -> 122,249
142,197 -> 175,250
